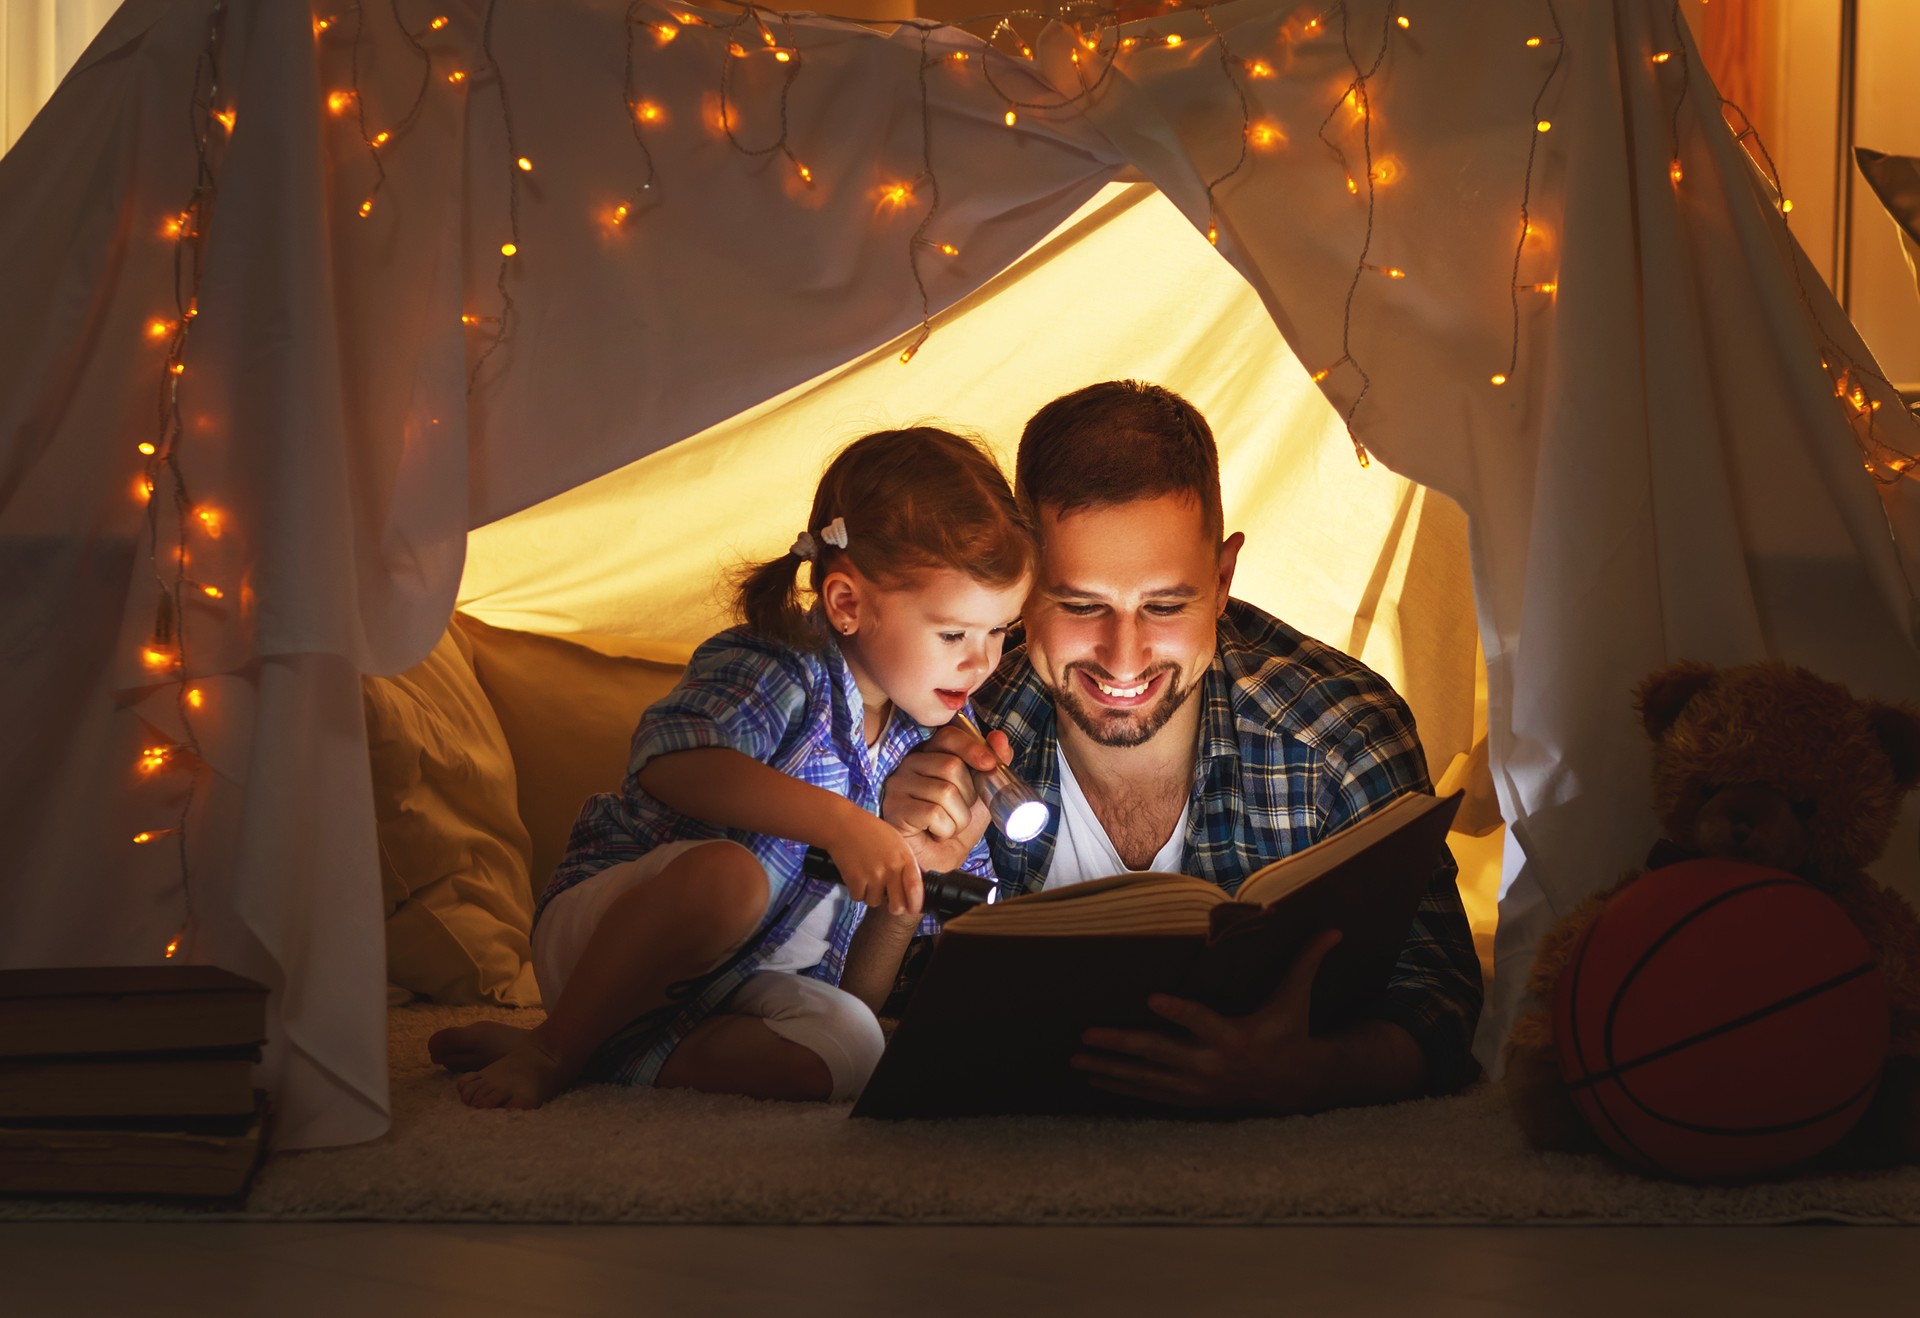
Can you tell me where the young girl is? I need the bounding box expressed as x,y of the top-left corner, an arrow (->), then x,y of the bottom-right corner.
429,428 -> 1033,1108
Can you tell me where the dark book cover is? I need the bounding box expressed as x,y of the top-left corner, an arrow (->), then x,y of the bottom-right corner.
0,966 -> 267,1059
854,792 -> 1461,1118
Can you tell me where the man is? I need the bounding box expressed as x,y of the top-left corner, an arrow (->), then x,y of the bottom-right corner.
851,380 -> 1483,1113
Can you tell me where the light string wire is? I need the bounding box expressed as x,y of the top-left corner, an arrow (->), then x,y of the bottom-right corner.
139,0 -> 232,958
621,0 -> 663,211
898,25 -> 943,364
1502,0 -> 1566,385
467,0 -> 523,392
349,0 -> 435,216
1314,0 -> 1396,455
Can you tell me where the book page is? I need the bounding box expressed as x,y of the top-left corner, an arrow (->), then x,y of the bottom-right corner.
946,871 -> 1224,937
1237,792 -> 1443,906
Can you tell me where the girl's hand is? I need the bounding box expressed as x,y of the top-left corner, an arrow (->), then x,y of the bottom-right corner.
826,810 -> 925,915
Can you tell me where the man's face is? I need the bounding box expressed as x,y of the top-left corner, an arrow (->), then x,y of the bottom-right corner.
1025,493 -> 1241,748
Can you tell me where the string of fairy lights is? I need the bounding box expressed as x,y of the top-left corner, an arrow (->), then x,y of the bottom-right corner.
126,0 -> 1920,961
133,0 -> 233,959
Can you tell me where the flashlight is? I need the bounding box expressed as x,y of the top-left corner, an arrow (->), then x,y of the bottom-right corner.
806,853 -> 997,920
949,710 -> 1051,843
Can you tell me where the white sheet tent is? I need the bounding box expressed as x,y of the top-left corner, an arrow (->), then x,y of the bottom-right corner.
3,0 -> 1917,1151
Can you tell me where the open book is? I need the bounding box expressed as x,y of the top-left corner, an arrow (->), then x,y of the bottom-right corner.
853,790 -> 1463,1118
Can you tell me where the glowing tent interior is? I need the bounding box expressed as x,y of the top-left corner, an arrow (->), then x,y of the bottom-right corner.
2,0 -> 1917,1151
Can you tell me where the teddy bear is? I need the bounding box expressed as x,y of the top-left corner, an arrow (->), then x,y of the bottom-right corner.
1503,660 -> 1920,1166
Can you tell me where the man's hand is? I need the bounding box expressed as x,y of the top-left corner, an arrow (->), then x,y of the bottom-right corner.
1070,930 -> 1345,1114
880,723 -> 1010,871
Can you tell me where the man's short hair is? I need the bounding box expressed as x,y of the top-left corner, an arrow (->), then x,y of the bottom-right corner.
1016,380 -> 1224,541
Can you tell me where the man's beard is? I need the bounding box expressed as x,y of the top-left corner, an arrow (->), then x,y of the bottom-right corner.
1044,661 -> 1199,748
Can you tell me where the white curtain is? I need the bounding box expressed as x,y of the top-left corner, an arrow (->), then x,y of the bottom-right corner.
0,0 -> 118,154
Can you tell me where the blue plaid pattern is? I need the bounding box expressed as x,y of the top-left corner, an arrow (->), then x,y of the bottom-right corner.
540,625 -> 990,1087
974,598 -> 1484,1094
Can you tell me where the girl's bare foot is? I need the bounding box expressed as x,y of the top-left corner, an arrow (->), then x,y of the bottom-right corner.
454,1030 -> 578,1110
428,1020 -> 533,1073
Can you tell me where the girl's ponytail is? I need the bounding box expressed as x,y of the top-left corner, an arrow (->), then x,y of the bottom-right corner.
732,550 -> 816,651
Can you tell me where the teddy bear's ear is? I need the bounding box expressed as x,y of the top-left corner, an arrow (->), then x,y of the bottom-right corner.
1635,662 -> 1719,739
1866,702 -> 1920,791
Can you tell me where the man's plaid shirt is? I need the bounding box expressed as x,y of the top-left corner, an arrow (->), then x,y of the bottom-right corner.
975,598 -> 1484,1094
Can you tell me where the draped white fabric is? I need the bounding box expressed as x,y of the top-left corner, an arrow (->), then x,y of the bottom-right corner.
0,0 -> 118,153
2,0 -> 1916,1149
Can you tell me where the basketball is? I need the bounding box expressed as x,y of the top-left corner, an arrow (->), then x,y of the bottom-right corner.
1554,858 -> 1890,1180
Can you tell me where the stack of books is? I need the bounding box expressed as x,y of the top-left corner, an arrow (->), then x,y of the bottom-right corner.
0,966 -> 270,1198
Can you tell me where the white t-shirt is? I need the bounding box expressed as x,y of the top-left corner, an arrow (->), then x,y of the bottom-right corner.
1042,746 -> 1190,889
762,886 -> 846,973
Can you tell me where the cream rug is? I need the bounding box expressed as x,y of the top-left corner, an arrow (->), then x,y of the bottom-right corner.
8,1004 -> 1920,1224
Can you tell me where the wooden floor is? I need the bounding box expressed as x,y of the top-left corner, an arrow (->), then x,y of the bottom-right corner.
1,1223 -> 1915,1315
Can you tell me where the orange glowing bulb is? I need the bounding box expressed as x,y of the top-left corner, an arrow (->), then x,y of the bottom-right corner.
430,15 -> 448,30
1490,373 -> 1509,386
201,584 -> 224,599
187,687 -> 206,709
147,319 -> 172,340
135,476 -> 155,502
328,90 -> 353,115
195,508 -> 223,537
133,830 -> 174,845
141,646 -> 177,671
774,50 -> 791,62
1246,59 -> 1273,78
372,130 -> 391,147
950,52 -> 969,63
1397,15 -> 1411,28
1781,199 -> 1794,213
613,203 -> 631,223
448,70 -> 467,84
635,101 -> 663,124
359,198 -> 375,217
1346,175 -> 1359,194
1248,121 -> 1283,150
1669,159 -> 1684,185
169,362 -> 186,376
138,441 -> 157,456
656,24 -> 678,43
164,934 -> 181,958
501,242 -> 518,256
1526,36 -> 1542,47
938,243 -> 958,256
795,162 -> 814,184
728,42 -> 746,57
1385,267 -> 1405,279
214,109 -> 236,133
1310,367 -> 1332,383
1004,109 -> 1017,127
1651,51 -> 1672,63
517,156 -> 532,172
461,313 -> 479,325
1165,34 -> 1182,48
314,18 -> 333,35
1536,119 -> 1552,132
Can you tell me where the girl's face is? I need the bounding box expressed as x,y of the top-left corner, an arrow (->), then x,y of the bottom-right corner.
821,565 -> 1029,731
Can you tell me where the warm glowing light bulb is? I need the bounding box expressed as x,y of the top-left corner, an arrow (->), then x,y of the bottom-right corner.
359,198 -> 374,217
430,15 -> 449,30
899,347 -> 917,364
314,18 -> 333,35
1385,267 -> 1405,278
635,101 -> 663,124
1526,36 -> 1542,47
656,24 -> 678,43
1781,199 -> 1794,213
1669,159 -> 1684,185
372,130 -> 391,147
164,934 -> 181,958
139,745 -> 172,772
1246,59 -> 1274,78
878,182 -> 913,210
133,830 -> 175,845
1346,175 -> 1359,194
1651,51 -> 1672,63
147,319 -> 172,340
201,584 -> 224,599
950,52 -> 969,62
1536,119 -> 1552,132
187,687 -> 206,709
728,41 -> 746,57
501,241 -> 518,256
135,477 -> 155,503
142,647 -> 177,671
448,70 -> 468,83
328,90 -> 354,115
1310,366 -> 1332,383
774,50 -> 791,62
1165,34 -> 1182,48
139,441 -> 157,456
517,156 -> 532,171
1004,109 -> 1017,127
1305,18 -> 1321,33
938,243 -> 958,256
1396,15 -> 1411,28
795,161 -> 814,184
1248,120 -> 1284,150
461,313 -> 479,325
1490,373 -> 1509,386
169,362 -> 186,376
214,109 -> 236,133
1207,221 -> 1219,245
613,203 -> 631,223
195,507 -> 223,537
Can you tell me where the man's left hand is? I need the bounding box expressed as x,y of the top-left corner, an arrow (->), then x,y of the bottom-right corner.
1070,929 -> 1342,1114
